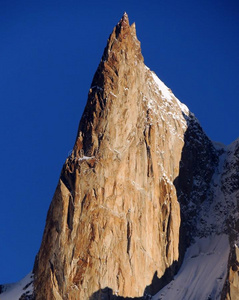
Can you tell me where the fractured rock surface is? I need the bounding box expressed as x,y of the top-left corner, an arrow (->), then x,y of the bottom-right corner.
34,13 -> 189,299
32,13 -> 239,300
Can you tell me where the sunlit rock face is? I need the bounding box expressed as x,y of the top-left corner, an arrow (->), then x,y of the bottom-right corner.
33,13 -> 239,300
33,13 -> 191,299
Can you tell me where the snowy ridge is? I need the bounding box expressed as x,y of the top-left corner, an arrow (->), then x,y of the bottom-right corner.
142,66 -> 190,150
143,66 -> 189,119
150,70 -> 189,116
141,66 -> 191,192
0,272 -> 33,300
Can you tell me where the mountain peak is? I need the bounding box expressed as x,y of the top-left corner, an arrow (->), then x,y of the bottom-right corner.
113,12 -> 138,44
34,11 -> 192,298
89,14 -> 143,99
33,13 -> 239,300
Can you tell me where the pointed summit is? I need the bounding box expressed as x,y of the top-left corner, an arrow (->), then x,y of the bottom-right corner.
118,12 -> 129,27
123,11 -> 128,18
114,12 -> 134,40
73,14 -> 144,156
90,14 -> 143,94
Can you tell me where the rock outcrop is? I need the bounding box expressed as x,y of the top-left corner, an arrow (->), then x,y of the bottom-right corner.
32,13 -> 239,300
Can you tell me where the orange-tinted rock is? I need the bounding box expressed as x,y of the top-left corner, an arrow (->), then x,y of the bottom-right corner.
34,13 -> 190,299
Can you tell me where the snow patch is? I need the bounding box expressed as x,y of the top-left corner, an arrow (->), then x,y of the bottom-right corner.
151,72 -> 173,102
0,272 -> 34,300
109,91 -> 117,98
151,71 -> 189,115
78,156 -> 95,161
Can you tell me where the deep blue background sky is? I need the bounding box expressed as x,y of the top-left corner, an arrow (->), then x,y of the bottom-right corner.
0,0 -> 238,284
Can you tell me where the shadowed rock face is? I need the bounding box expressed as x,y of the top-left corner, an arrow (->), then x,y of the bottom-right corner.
32,13 -> 239,300
33,13 -> 190,299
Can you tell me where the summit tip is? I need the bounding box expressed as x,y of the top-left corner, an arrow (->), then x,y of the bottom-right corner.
118,12 -> 129,26
123,12 -> 128,18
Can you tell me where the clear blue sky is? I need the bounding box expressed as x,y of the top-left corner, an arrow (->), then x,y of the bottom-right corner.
0,0 -> 238,284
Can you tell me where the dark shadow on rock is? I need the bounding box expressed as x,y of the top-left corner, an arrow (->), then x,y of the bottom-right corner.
144,265 -> 179,296
144,111 -> 219,297
89,287 -> 143,300
174,112 -> 218,249
89,266 -> 179,299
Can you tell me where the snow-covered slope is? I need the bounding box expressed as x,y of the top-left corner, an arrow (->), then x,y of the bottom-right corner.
153,235 -> 230,300
151,138 -> 239,299
0,272 -> 34,300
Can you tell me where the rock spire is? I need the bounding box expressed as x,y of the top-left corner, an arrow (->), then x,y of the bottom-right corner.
33,14 -> 188,299
32,13 -> 239,300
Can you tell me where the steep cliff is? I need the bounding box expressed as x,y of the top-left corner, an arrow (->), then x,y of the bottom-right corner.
34,13 -> 189,299
31,13 -> 239,300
